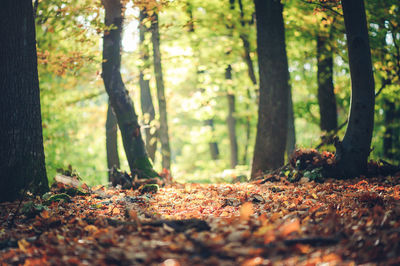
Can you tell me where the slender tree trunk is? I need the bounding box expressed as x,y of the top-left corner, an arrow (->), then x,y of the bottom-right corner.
251,0 -> 289,179
335,0 -> 375,177
242,89 -> 252,164
240,34 -> 255,165
151,13 -> 171,171
185,3 -> 220,161
237,0 -> 257,165
286,86 -> 296,157
226,65 -> 239,168
106,103 -> 120,178
0,0 -> 49,202
139,9 -> 157,162
383,99 -> 395,160
317,31 -> 337,132
205,119 -> 220,160
102,0 -> 158,179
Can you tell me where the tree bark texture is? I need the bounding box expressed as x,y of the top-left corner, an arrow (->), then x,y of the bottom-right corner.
317,31 -> 338,132
0,0 -> 49,202
106,103 -> 120,178
102,0 -> 158,179
226,65 -> 239,168
251,0 -> 289,178
139,9 -> 157,162
151,13 -> 171,171
335,0 -> 375,177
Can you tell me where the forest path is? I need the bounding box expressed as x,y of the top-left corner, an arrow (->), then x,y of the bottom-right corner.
1,178 -> 400,265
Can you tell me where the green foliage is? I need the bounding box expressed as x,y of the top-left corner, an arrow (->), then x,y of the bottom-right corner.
36,0 -> 400,185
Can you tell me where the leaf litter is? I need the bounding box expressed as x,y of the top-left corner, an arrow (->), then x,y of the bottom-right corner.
1,174 -> 400,265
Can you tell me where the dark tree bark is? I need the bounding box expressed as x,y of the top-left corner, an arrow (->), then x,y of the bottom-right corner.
226,65 -> 239,168
0,0 -> 49,202
151,13 -> 171,171
335,0 -> 375,177
102,0 -> 158,179
383,99 -> 395,160
204,119 -> 220,160
317,30 -> 337,132
106,103 -> 120,178
139,9 -> 157,162
251,0 -> 289,178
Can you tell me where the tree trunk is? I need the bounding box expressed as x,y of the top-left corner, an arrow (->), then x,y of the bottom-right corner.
237,0 -> 257,165
317,31 -> 337,132
0,0 -> 49,202
251,0 -> 289,179
226,65 -> 239,168
335,0 -> 375,177
383,99 -> 395,160
205,119 -> 220,160
286,86 -> 296,158
102,0 -> 158,179
139,9 -> 157,162
151,13 -> 171,171
240,34 -> 255,165
106,103 -> 120,178
185,3 -> 220,161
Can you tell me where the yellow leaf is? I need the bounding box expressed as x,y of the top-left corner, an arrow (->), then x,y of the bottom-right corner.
18,239 -> 30,253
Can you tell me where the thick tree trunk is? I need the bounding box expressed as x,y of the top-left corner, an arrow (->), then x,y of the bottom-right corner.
205,119 -> 220,160
335,0 -> 375,177
139,9 -> 157,162
251,0 -> 289,179
226,65 -> 239,168
106,103 -> 120,178
383,99 -> 395,160
102,0 -> 158,179
151,13 -> 171,171
0,0 -> 49,202
317,31 -> 337,132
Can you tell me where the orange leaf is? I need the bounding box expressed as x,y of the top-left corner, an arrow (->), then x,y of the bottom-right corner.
240,202 -> 254,221
40,210 -> 50,219
280,219 -> 300,237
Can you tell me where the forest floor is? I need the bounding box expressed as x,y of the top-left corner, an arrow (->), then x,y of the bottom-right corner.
1,174 -> 400,265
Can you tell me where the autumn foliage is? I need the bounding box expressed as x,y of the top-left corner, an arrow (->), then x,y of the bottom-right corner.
1,175 -> 400,265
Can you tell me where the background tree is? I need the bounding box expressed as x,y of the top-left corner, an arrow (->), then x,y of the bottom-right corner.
151,10 -> 171,171
335,0 -> 375,177
225,65 -> 239,168
102,0 -> 158,179
139,9 -> 157,162
0,0 -> 49,202
317,16 -> 338,133
251,0 -> 290,178
106,103 -> 120,178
